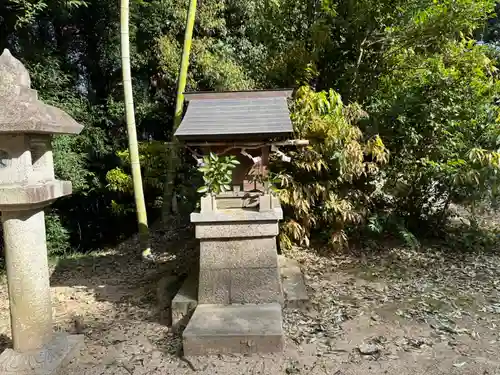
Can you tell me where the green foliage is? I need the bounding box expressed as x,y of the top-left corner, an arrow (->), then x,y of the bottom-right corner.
106,141 -> 168,217
45,211 -> 71,256
106,141 -> 203,215
197,153 -> 240,195
192,40 -> 256,91
445,225 -> 500,253
7,0 -> 87,28
274,86 -> 388,250
106,167 -> 133,194
3,0 -> 500,255
107,141 -> 168,194
367,213 -> 421,249
369,39 -> 500,231
157,36 -> 257,92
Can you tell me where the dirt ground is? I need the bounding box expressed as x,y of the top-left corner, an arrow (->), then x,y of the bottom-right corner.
0,224 -> 499,375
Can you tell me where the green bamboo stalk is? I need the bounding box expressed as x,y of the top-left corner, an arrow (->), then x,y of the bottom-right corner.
120,0 -> 151,259
162,0 -> 197,222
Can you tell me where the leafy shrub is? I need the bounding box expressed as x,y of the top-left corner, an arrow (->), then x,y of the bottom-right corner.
106,141 -> 169,215
106,141 -> 202,215
369,40 -> 500,234
273,86 -> 389,250
106,141 -> 168,194
45,211 -> 71,256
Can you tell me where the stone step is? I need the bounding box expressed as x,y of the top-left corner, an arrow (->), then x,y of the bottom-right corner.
183,303 -> 284,356
171,274 -> 198,332
278,255 -> 309,308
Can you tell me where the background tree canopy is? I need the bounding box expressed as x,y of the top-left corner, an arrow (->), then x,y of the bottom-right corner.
1,0 -> 500,254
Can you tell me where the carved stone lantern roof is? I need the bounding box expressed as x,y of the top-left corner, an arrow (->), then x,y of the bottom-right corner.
0,49 -> 83,135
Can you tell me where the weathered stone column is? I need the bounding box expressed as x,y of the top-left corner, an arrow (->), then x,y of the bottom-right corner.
2,209 -> 53,352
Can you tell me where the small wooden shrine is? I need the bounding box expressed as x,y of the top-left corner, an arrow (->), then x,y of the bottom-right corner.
173,89 -> 306,356
175,89 -> 305,202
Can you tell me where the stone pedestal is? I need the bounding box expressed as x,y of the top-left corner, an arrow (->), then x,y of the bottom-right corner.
182,197 -> 285,356
183,303 -> 284,356
0,333 -> 83,375
191,208 -> 283,304
193,208 -> 284,305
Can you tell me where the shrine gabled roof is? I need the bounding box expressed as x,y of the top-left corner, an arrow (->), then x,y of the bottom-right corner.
174,89 -> 294,141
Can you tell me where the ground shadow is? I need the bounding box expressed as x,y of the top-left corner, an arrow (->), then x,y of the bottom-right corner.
49,218 -> 199,328
0,335 -> 11,352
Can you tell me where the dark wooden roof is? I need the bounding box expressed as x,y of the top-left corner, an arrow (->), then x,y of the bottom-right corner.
174,89 -> 294,141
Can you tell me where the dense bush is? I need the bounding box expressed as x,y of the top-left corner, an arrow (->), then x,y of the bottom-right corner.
274,86 -> 388,250
369,40 -> 500,235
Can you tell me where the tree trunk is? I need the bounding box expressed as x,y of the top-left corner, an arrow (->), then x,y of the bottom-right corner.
120,0 -> 151,258
162,0 -> 197,222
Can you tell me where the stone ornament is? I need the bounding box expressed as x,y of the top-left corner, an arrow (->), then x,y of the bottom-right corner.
0,48 -> 84,374
0,49 -> 82,210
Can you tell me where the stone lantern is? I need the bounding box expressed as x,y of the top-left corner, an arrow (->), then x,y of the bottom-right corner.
173,90 -> 299,356
0,49 -> 84,374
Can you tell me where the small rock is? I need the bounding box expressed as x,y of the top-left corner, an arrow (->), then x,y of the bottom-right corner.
103,346 -> 121,365
448,216 -> 471,227
136,334 -> 155,353
358,343 -> 380,355
72,314 -> 85,334
151,350 -> 163,360
407,338 -> 428,348
394,337 -> 408,347
108,329 -> 127,344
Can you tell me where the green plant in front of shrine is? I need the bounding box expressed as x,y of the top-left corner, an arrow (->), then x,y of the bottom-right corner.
197,153 -> 240,195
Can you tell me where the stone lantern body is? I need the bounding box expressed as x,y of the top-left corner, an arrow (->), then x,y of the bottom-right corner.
0,49 -> 84,374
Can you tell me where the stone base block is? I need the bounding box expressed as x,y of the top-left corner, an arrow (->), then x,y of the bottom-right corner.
0,333 -> 84,375
230,268 -> 283,304
200,238 -> 278,269
191,208 -> 283,240
183,303 -> 284,356
172,274 -> 198,333
198,269 -> 230,304
157,274 -> 184,326
279,256 -> 309,309
198,267 -> 283,305
195,222 -> 279,239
